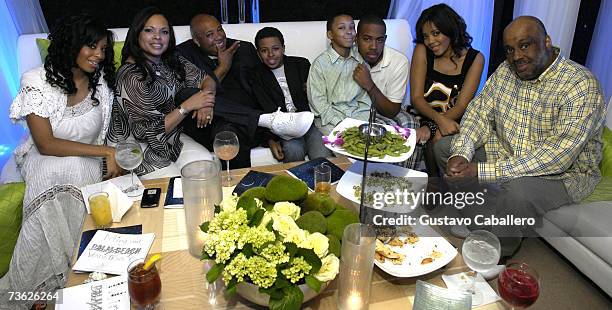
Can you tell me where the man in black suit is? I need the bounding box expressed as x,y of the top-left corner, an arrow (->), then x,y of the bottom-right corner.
177,14 -> 313,168
250,27 -> 331,162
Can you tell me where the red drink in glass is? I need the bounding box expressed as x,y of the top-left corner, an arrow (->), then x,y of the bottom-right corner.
128,261 -> 162,308
498,263 -> 540,308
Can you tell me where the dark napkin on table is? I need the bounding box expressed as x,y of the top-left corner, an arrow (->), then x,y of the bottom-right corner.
232,170 -> 276,196
286,157 -> 345,191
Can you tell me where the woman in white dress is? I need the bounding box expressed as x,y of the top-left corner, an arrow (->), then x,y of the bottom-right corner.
1,14 -> 120,308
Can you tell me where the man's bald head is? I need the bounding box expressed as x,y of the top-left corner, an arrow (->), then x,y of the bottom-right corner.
503,16 -> 554,80
189,13 -> 226,56
504,16 -> 547,40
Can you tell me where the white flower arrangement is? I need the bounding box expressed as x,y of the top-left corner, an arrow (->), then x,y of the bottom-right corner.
201,194 -> 340,310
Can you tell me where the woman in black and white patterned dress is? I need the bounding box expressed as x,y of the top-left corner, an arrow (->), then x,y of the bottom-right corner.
108,7 -> 216,179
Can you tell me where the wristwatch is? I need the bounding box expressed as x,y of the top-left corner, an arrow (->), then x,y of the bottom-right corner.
177,105 -> 188,116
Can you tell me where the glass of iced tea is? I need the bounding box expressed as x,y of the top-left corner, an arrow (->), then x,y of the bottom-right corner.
128,259 -> 162,309
89,192 -> 112,228
314,163 -> 331,195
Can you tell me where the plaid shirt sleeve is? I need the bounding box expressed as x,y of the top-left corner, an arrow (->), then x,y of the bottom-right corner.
450,73 -> 496,163
478,74 -> 604,182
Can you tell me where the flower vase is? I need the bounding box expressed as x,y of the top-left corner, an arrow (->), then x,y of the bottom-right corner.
236,282 -> 328,307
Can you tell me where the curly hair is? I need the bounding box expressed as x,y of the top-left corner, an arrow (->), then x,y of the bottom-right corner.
122,7 -> 185,84
44,14 -> 115,105
415,4 -> 473,66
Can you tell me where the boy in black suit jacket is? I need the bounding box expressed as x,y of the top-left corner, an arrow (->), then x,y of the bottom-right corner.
250,27 -> 332,162
177,15 -> 313,168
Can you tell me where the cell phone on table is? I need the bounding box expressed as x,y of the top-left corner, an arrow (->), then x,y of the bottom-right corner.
141,188 -> 161,208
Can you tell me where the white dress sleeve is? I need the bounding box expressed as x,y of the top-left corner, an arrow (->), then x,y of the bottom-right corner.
9,67 -> 61,125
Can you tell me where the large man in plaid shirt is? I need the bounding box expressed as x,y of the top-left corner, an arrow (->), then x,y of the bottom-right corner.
435,16 -> 606,256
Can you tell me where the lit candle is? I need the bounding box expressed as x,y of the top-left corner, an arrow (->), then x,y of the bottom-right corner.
347,292 -> 363,309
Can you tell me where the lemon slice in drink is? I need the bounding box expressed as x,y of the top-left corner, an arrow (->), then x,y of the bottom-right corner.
143,254 -> 161,270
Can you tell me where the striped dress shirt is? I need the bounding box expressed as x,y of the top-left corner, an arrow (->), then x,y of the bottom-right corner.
307,45 -> 372,135
451,49 -> 606,202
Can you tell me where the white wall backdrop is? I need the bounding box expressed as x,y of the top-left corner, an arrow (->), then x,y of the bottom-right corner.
586,0 -> 612,102
513,0 -> 580,58
387,0 -> 495,91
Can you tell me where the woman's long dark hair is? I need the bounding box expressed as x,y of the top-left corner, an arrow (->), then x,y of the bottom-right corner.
415,3 -> 473,65
45,14 -> 115,105
121,7 -> 185,83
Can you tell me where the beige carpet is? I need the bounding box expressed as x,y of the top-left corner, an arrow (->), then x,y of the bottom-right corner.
489,237 -> 611,310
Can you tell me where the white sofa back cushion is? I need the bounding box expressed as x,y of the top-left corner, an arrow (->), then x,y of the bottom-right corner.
17,19 -> 413,77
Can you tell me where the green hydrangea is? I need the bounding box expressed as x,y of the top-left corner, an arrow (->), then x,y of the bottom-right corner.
208,208 -> 248,233
259,242 -> 290,265
238,225 -> 276,250
246,256 -> 277,288
222,253 -> 249,283
281,257 -> 312,284
205,228 -> 243,264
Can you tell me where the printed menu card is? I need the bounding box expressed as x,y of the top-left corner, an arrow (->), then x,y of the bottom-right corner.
73,230 -> 154,275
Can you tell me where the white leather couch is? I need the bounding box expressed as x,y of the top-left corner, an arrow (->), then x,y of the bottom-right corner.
16,19 -> 414,167
534,101 -> 612,297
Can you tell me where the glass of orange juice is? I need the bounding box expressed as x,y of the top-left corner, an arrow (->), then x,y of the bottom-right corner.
89,192 -> 112,228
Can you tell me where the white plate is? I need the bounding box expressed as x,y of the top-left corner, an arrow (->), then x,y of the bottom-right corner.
374,224 -> 458,278
324,118 -> 416,163
336,161 -> 428,213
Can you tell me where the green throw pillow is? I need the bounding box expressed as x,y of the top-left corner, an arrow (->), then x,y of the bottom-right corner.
35,38 -> 124,71
600,127 -> 612,177
0,182 -> 25,278
583,128 -> 612,203
583,176 -> 612,203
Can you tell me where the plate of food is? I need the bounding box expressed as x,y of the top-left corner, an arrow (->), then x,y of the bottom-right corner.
323,118 -> 416,163
374,225 -> 458,278
336,161 -> 428,212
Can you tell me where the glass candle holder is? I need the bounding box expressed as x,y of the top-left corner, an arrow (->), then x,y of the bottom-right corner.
337,223 -> 376,310
181,160 -> 223,258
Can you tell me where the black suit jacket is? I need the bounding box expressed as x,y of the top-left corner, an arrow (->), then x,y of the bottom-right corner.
176,38 -> 260,108
249,56 -> 311,113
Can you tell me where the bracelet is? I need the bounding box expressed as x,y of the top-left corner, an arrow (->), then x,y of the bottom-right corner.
177,105 -> 188,116
425,121 -> 437,140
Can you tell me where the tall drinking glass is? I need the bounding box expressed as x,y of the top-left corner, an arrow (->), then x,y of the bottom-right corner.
462,230 -> 501,305
181,160 -> 223,258
115,141 -> 143,197
337,223 -> 376,310
498,261 -> 540,309
213,131 -> 239,187
128,259 -> 162,309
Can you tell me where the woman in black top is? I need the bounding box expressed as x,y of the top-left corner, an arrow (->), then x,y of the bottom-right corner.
410,3 -> 484,175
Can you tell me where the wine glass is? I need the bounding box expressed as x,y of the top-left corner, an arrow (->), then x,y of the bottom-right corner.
213,131 -> 239,186
498,261 -> 540,309
115,141 -> 143,196
461,230 -> 501,305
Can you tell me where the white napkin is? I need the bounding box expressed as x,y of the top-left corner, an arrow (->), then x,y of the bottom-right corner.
81,174 -> 142,222
442,272 -> 501,308
164,177 -> 184,209
172,177 -> 183,198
